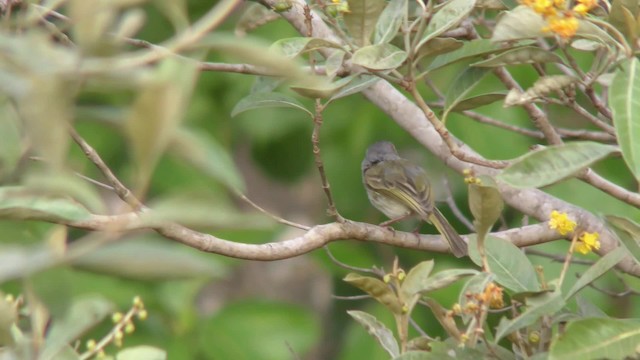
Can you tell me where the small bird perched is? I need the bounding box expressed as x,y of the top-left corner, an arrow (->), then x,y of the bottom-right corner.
361,141 -> 468,258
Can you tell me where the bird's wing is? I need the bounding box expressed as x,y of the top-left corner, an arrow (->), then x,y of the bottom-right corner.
364,160 -> 433,217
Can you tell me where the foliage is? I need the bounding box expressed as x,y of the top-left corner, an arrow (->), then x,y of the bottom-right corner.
0,0 -> 639,359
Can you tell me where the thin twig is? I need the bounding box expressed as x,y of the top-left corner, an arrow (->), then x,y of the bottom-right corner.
69,128 -> 144,211
525,248 -> 594,266
332,294 -> 371,300
558,234 -> 578,287
237,193 -> 310,230
442,177 -> 474,231
323,246 -> 381,275
408,84 -> 508,169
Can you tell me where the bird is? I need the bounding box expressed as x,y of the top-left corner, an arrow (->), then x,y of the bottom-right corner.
361,141 -> 468,257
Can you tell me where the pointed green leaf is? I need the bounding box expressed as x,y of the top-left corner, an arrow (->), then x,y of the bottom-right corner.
610,57 -> 640,182
290,75 -> 353,99
449,92 -> 506,112
497,141 -> 618,188
471,46 -> 564,67
425,39 -> 502,72
469,235 -> 540,292
491,6 -> 546,41
416,38 -> 464,61
325,50 -> 346,78
270,37 -> 344,58
417,0 -> 477,49
549,318 -> 640,360
564,247 -> 626,300
347,310 -> 400,357
605,215 -> 640,264
374,0 -> 407,44
575,294 -> 607,318
443,67 -> 489,122
495,291 -> 564,341
125,56 -> 199,190
231,92 -> 311,117
401,260 -> 435,299
169,128 -> 246,191
343,0 -> 386,46
0,186 -> 90,221
419,269 -> 479,293
328,74 -> 379,101
468,176 -> 504,238
344,273 -> 404,314
352,43 -> 408,70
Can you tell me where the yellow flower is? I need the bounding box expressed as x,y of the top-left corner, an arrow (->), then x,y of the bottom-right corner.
575,232 -> 600,254
484,282 -> 504,309
531,0 -> 557,16
548,210 -> 577,235
545,15 -> 579,39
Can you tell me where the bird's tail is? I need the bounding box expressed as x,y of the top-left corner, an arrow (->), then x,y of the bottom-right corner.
427,208 -> 468,258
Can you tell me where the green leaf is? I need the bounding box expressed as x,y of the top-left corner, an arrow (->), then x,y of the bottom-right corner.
575,294 -> 607,318
169,128 -> 246,192
116,346 -> 167,360
448,92 -> 506,112
71,236 -> 229,280
23,170 -> 105,214
605,215 -> 640,264
290,75 -> 354,99
401,260 -> 435,299
347,310 -> 400,358
374,0 -> 407,44
468,176 -> 504,239
343,0 -> 386,46
417,0 -> 477,49
416,38 -> 464,61
443,67 -> 489,122
491,6 -> 547,41
352,43 -> 408,70
41,296 -> 114,360
468,235 -> 540,292
0,186 -> 90,221
497,142 -> 618,189
199,300 -> 320,360
419,269 -> 479,293
325,50 -> 346,78
231,92 -> 311,117
564,247 -> 627,300
125,56 -> 199,191
609,57 -> 640,182
495,291 -> 564,341
344,273 -> 404,314
425,39 -> 502,73
471,46 -> 564,67
549,318 -> 640,360
270,37 -> 344,58
328,74 -> 379,101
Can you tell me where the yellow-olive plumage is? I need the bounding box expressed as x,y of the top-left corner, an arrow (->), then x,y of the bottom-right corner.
362,141 -> 468,258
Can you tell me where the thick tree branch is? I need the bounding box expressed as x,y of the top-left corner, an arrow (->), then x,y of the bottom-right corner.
33,212 -> 558,260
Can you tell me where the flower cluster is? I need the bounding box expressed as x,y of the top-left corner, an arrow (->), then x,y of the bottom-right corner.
575,231 -> 600,254
548,210 -> 601,255
548,210 -> 577,235
520,0 -> 598,38
85,296 -> 148,358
